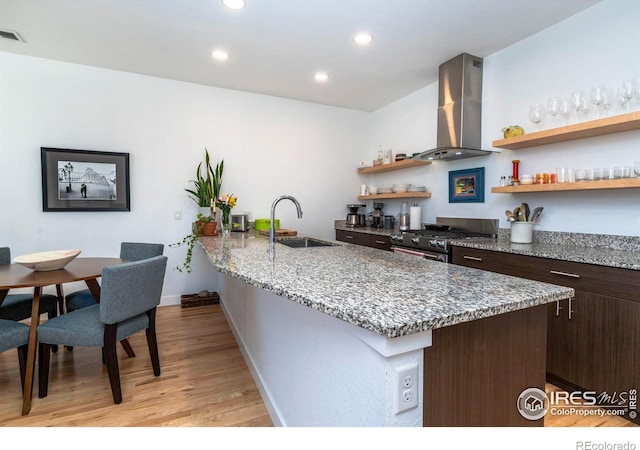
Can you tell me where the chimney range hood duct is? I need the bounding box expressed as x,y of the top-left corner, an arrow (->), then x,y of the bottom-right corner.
417,53 -> 494,161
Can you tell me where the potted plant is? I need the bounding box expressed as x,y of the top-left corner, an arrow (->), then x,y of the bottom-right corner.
185,148 -> 224,218
169,213 -> 216,273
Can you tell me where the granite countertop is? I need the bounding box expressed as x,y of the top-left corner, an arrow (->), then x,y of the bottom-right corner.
199,233 -> 573,338
334,220 -> 640,271
450,238 -> 640,271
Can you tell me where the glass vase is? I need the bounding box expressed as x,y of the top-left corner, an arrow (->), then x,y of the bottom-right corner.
222,211 -> 231,236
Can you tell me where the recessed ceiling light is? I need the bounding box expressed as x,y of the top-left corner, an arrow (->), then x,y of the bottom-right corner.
314,72 -> 329,82
353,33 -> 373,45
222,0 -> 246,10
212,50 -> 229,60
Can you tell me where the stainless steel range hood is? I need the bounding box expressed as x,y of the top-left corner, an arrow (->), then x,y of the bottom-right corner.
417,53 -> 494,161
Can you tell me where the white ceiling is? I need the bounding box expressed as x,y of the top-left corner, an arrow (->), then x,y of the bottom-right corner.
0,0 -> 602,111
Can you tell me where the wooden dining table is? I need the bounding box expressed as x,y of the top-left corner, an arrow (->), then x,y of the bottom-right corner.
0,257 -> 127,415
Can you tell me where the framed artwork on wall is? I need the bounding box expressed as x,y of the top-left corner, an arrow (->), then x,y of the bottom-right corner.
448,167 -> 485,203
41,147 -> 130,212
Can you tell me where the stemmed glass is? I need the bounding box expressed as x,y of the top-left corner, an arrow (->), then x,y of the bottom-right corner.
559,99 -> 572,125
602,88 -> 614,117
590,84 -> 605,119
546,96 -> 560,127
570,90 -> 585,123
634,161 -> 640,178
621,79 -> 637,113
528,104 -> 545,131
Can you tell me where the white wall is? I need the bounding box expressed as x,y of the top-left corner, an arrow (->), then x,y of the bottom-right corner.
366,0 -> 640,236
0,53 -> 368,303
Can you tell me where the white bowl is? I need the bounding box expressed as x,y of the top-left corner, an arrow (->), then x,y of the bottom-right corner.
392,183 -> 411,189
368,185 -> 379,195
14,249 -> 81,272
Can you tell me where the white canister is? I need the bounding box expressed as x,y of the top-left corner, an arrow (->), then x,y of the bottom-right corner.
383,149 -> 392,164
360,184 -> 368,196
510,222 -> 534,244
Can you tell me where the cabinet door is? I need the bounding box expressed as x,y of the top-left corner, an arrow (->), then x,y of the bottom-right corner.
335,229 -> 366,246
360,234 -> 391,251
546,297 -> 580,387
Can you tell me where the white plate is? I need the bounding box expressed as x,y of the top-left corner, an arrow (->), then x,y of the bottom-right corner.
392,188 -> 408,193
378,187 -> 393,193
14,249 -> 81,271
408,186 -> 427,192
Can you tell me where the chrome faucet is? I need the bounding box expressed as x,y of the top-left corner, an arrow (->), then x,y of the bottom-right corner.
269,195 -> 303,245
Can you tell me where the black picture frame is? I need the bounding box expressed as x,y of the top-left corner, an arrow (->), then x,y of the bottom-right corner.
448,167 -> 485,203
41,147 -> 130,212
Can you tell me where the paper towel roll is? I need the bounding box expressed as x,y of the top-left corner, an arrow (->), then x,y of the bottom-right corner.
409,206 -> 422,230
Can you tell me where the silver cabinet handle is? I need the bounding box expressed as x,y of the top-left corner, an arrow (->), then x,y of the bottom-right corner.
345,235 -> 354,239
375,240 -> 386,244
423,253 -> 440,260
568,297 -> 574,320
550,270 -> 580,279
463,255 -> 483,262
555,300 -> 563,317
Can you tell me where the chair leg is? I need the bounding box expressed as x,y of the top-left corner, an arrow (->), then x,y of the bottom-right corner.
146,308 -> 161,377
55,284 -> 64,315
38,343 -> 51,398
120,339 -> 136,358
17,344 -> 28,393
46,308 -> 59,354
104,324 -> 122,404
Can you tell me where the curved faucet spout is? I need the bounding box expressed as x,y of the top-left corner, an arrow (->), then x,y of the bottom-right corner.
269,195 -> 303,245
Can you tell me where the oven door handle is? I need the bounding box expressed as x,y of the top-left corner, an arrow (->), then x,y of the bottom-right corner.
391,247 -> 443,261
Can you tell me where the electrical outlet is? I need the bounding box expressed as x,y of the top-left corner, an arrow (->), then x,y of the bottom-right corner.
174,210 -> 182,220
395,364 -> 418,413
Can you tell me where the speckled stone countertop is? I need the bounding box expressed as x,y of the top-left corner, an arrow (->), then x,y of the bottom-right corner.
335,220 -> 640,271
199,233 -> 573,338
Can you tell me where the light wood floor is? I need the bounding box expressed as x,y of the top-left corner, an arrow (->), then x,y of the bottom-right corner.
0,304 -> 635,427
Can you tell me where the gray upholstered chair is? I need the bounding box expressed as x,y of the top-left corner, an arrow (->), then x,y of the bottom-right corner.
65,242 -> 164,313
0,318 -> 31,392
0,247 -> 61,322
38,255 -> 168,404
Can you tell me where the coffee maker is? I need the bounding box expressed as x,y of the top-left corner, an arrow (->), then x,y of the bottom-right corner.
346,204 -> 366,227
369,202 -> 384,228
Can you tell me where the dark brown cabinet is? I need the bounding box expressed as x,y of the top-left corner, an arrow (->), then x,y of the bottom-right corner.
335,229 -> 391,251
452,245 -> 640,424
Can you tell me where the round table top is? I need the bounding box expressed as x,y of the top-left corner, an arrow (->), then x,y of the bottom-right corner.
0,257 -> 126,290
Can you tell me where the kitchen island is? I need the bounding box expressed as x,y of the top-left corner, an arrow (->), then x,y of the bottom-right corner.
199,233 -> 574,426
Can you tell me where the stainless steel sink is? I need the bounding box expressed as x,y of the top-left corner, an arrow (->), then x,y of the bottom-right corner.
276,237 -> 338,248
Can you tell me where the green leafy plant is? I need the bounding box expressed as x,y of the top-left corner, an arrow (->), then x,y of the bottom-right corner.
169,213 -> 214,273
185,149 -> 224,209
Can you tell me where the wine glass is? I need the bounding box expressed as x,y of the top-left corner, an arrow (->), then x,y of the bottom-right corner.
590,84 -> 605,119
616,87 -> 628,113
547,96 -> 560,127
602,88 -> 614,117
634,161 -> 640,178
581,98 -> 592,122
528,104 -> 545,131
559,98 -> 572,125
570,90 -> 585,123
621,79 -> 637,113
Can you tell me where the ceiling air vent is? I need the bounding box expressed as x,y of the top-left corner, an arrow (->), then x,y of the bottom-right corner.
0,29 -> 24,42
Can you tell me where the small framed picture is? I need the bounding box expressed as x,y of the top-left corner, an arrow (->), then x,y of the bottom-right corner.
449,167 -> 485,203
41,147 -> 131,212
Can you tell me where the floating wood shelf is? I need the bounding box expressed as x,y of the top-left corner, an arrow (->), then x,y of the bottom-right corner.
491,178 -> 640,193
357,158 -> 431,174
357,192 -> 432,200
492,111 -> 640,150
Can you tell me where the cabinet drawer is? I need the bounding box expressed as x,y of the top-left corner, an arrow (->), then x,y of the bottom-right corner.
335,230 -> 391,251
451,247 -> 503,273
501,253 -> 639,303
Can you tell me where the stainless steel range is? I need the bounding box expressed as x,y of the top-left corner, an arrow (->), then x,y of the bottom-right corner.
390,217 -> 498,262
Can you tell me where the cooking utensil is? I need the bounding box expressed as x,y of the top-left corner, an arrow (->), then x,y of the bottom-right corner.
530,207 -> 544,223
521,203 -> 531,222
512,206 -> 521,221
505,210 -> 517,222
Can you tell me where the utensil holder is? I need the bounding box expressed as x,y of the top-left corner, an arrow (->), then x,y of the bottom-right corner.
510,222 -> 534,244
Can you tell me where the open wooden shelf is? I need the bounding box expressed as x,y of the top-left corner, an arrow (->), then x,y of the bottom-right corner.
491,178 -> 640,193
492,111 -> 640,150
357,192 -> 432,200
357,158 -> 431,174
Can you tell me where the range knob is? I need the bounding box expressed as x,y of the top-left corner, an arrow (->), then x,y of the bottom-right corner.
428,239 -> 445,248
390,234 -> 402,242
411,237 -> 420,245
